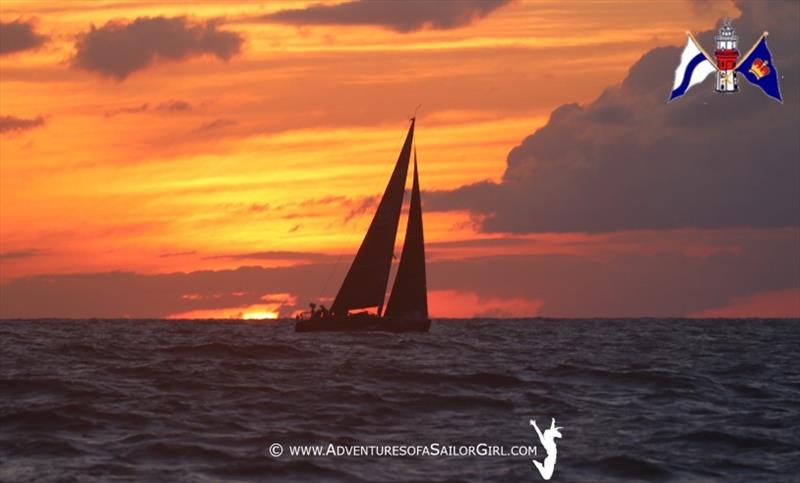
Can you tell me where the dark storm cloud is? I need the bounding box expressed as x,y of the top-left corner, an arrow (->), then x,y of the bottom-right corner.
427,1 -> 800,233
261,0 -> 512,33
72,16 -> 243,80
1,229 -> 796,318
430,230 -> 799,317
0,115 -> 44,133
0,19 -> 48,55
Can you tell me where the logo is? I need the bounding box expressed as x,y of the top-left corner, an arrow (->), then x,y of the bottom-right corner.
530,418 -> 562,480
668,19 -> 782,103
749,58 -> 770,79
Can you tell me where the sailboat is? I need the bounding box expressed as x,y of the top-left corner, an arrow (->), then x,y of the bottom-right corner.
295,118 -> 430,333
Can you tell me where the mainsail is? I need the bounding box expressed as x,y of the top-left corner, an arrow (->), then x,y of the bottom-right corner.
330,119 -> 415,315
385,149 -> 428,319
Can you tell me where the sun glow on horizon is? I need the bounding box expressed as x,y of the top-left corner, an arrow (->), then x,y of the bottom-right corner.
166,304 -> 283,320
242,310 -> 279,320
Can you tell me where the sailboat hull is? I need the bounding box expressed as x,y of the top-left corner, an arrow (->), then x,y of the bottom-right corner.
295,314 -> 430,333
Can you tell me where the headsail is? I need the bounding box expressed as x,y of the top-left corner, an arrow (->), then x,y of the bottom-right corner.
385,148 -> 428,319
331,119 -> 415,315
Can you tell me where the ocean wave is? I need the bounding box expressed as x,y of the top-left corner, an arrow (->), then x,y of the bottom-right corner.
587,454 -> 673,479
159,342 -> 312,359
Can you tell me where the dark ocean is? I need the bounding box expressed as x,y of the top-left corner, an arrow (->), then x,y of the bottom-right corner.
1,319 -> 799,482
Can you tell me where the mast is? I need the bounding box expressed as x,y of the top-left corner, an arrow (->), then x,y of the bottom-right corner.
385,147 -> 428,319
330,119 -> 415,315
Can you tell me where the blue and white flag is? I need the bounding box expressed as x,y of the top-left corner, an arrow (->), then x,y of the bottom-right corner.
736,35 -> 782,102
669,35 -> 716,101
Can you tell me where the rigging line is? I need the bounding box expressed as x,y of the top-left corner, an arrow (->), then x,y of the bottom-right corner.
316,250 -> 345,307
315,218 -> 363,306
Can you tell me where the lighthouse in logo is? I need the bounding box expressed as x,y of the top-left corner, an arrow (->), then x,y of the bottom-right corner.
714,19 -> 739,93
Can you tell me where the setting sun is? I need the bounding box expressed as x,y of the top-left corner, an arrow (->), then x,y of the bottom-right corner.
242,310 -> 279,321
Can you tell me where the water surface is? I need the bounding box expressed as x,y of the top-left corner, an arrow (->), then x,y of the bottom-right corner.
1,319 -> 798,482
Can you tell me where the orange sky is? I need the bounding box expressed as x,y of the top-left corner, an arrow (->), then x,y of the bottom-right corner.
1,0 -> 797,319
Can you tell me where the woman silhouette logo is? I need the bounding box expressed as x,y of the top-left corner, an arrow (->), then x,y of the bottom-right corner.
530,418 -> 563,480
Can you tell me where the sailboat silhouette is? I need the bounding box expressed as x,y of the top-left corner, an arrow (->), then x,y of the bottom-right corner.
295,118 -> 430,333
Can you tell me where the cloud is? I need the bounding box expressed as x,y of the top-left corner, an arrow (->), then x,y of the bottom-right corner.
1,229 -> 796,318
0,19 -> 48,55
102,99 -> 194,117
156,99 -> 193,112
196,118 -> 237,131
429,289 -> 542,318
0,249 -> 46,260
692,288 -> 800,318
344,195 -> 379,223
427,1 -> 800,233
0,264 -> 331,319
261,0 -> 512,33
156,251 -> 197,258
72,16 -> 243,80
430,230 -> 799,317
103,103 -> 149,117
204,251 -> 337,262
0,115 -> 44,133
